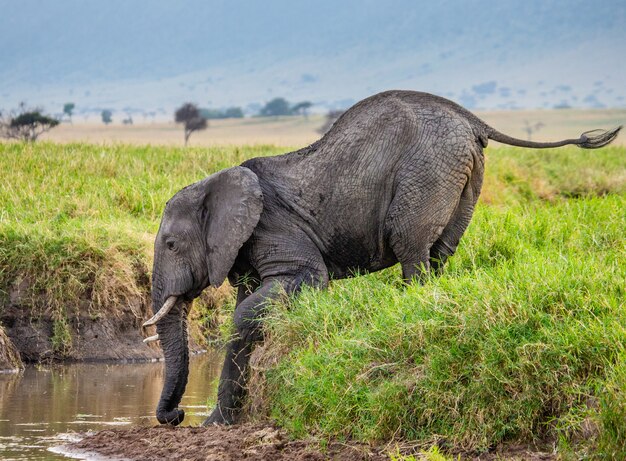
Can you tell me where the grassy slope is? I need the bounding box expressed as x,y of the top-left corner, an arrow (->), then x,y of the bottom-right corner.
253,147 -> 626,458
0,142 -> 624,457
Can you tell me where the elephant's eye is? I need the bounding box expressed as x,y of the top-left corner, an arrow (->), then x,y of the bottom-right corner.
166,239 -> 177,251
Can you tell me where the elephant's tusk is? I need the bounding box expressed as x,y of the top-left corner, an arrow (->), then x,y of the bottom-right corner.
143,334 -> 159,343
142,296 -> 177,328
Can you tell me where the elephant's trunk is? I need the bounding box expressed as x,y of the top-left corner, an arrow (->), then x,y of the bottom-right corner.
153,296 -> 189,426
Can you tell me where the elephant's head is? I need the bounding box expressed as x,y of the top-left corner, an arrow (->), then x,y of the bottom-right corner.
145,166 -> 263,425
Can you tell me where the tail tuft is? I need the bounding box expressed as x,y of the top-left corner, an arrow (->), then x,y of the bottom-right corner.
578,126 -> 622,149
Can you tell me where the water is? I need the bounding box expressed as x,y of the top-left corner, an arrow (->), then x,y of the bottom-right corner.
0,351 -> 223,460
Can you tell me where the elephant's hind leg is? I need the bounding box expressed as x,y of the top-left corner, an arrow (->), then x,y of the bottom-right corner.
430,167 -> 483,273
386,177 -> 465,283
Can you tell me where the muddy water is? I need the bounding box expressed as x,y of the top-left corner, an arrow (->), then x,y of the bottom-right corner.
0,351 -> 223,460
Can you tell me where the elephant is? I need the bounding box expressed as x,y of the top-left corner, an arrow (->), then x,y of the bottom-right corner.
142,90 -> 621,426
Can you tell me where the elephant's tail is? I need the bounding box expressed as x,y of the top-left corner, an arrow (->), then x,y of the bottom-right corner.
483,125 -> 622,149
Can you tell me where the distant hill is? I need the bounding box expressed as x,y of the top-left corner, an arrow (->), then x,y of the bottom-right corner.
1,0 -> 624,117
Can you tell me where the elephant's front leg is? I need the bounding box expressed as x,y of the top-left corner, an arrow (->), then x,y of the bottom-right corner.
203,279 -> 288,426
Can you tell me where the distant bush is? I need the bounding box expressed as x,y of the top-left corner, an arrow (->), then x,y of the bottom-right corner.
259,98 -> 313,118
290,101 -> 313,118
260,98 -> 291,117
199,107 -> 244,120
101,110 -> 113,125
258,98 -> 314,118
223,107 -> 244,119
0,102 -> 59,142
63,102 -> 75,124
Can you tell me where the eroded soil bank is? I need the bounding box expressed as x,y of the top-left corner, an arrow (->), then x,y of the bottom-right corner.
0,281 -> 228,367
0,302 -> 167,366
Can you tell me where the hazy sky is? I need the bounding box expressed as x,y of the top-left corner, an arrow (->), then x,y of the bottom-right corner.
1,0 -> 625,114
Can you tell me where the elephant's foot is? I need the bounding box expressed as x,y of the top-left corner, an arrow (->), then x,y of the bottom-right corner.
202,405 -> 237,426
156,407 -> 185,426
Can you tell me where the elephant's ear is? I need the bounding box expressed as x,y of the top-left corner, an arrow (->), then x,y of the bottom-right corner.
202,166 -> 263,287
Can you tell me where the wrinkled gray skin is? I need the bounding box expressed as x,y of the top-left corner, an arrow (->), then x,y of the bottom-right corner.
149,90 -> 621,426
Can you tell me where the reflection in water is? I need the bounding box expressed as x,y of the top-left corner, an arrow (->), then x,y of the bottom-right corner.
0,351 -> 223,460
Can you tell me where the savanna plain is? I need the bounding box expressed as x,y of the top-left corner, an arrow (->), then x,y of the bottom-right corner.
0,113 -> 625,460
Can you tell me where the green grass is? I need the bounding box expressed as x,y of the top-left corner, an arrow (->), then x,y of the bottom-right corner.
389,446 -> 459,461
482,145 -> 625,204
1,141 -> 625,457
251,147 -> 626,458
0,142 -> 281,352
259,197 -> 625,451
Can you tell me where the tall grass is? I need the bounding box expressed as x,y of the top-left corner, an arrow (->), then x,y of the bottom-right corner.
259,197 -> 625,448
0,142 -> 281,352
1,141 -> 624,458
250,146 -> 626,458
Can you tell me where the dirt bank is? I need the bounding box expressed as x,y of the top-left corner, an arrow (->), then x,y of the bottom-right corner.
0,293 -> 165,363
64,424 -> 388,461
0,277 -> 228,364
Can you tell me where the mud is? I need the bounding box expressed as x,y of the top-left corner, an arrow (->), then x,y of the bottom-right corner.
65,424 -> 388,461
473,444 -> 557,460
63,424 -> 559,461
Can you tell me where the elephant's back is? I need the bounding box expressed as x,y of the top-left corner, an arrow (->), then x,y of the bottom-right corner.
322,90 -> 485,150
241,90 -> 484,279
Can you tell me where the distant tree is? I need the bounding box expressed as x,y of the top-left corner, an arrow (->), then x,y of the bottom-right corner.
223,107 -> 244,119
523,120 -> 545,141
200,107 -> 245,120
291,101 -> 313,119
175,102 -> 207,146
0,103 -> 60,142
122,114 -> 134,125
260,97 -> 291,117
553,102 -> 572,110
63,103 -> 75,124
101,110 -> 113,125
199,108 -> 222,120
318,110 -> 344,134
